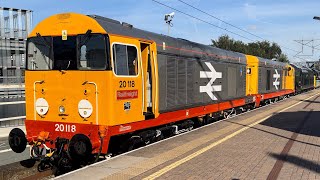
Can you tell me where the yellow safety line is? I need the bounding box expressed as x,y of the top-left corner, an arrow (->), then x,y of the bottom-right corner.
143,92 -> 320,180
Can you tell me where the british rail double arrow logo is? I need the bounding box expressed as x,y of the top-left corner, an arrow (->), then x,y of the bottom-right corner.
199,62 -> 222,100
273,69 -> 280,90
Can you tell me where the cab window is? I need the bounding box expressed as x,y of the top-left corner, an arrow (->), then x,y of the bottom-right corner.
53,36 -> 77,70
78,34 -> 107,69
27,34 -> 108,70
112,44 -> 138,76
27,37 -> 53,70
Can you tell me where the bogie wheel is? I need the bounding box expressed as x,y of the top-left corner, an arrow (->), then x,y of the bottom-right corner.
8,128 -> 27,153
68,134 -> 92,164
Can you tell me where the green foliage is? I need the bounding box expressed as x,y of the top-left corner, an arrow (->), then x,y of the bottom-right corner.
211,35 -> 289,62
277,53 -> 289,63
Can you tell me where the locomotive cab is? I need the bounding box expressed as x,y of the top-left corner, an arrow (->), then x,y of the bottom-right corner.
9,13 -> 159,173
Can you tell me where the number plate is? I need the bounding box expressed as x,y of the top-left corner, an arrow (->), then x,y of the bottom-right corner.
55,124 -> 76,132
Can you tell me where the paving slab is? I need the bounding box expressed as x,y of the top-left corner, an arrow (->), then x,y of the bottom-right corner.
56,89 -> 320,180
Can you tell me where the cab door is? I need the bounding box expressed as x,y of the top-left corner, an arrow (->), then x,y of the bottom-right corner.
110,37 -> 144,126
140,42 -> 159,119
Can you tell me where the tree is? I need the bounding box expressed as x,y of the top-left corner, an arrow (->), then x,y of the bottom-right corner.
277,53 -> 289,63
211,35 -> 234,51
211,35 -> 289,63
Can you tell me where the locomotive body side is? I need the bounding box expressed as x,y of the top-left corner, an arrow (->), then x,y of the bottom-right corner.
254,58 -> 294,104
291,64 -> 314,93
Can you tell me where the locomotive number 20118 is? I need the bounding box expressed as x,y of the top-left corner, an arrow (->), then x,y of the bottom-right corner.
119,80 -> 135,88
55,124 -> 76,132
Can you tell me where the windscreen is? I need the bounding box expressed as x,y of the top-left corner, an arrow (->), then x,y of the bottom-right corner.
78,34 -> 106,69
53,36 -> 77,70
27,34 -> 107,70
27,37 -> 53,70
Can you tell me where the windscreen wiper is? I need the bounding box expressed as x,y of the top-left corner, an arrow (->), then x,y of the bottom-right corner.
79,29 -> 92,47
36,32 -> 52,48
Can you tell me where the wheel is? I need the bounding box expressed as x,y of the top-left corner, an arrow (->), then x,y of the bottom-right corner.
68,134 -> 92,162
8,128 -> 27,153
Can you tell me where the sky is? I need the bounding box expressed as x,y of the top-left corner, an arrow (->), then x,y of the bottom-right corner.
1,0 -> 320,62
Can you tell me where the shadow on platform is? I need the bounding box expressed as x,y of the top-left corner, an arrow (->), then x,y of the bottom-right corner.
269,152 -> 320,174
299,94 -> 320,105
259,111 -> 320,137
225,110 -> 320,148
299,99 -> 320,104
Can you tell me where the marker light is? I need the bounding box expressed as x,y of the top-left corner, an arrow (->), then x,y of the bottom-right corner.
78,99 -> 93,118
35,98 -> 49,115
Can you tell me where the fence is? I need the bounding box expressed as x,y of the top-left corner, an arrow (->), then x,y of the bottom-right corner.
0,84 -> 25,127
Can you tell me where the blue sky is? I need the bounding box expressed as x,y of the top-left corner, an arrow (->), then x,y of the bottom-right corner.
1,0 -> 320,62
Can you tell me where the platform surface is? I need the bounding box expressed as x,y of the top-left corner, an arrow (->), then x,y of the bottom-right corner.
57,89 -> 320,180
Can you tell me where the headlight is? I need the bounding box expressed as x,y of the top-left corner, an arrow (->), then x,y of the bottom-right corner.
35,98 -> 49,115
59,106 -> 65,113
78,99 -> 93,118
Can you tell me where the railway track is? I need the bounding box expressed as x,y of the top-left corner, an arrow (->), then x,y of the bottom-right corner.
0,159 -> 53,180
0,91 -> 312,180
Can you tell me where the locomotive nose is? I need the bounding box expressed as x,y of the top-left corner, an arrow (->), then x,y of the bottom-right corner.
8,128 -> 27,153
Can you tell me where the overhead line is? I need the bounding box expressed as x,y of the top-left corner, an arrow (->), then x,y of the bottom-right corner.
177,0 -> 265,40
152,0 -> 304,61
175,0 -> 300,54
151,0 -> 255,42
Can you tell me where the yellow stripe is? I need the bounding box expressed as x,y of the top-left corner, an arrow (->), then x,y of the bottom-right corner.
143,92 -> 320,180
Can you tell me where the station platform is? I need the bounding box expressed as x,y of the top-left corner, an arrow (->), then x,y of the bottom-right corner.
0,125 -> 25,138
57,89 -> 320,180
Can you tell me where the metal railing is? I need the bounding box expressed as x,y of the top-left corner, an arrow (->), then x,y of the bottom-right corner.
0,80 -> 25,98
0,82 -> 25,127
0,100 -> 25,127
0,76 -> 25,82
0,29 -> 28,39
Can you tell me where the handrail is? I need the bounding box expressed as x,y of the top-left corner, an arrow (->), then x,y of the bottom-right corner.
83,81 -> 99,125
33,80 -> 44,120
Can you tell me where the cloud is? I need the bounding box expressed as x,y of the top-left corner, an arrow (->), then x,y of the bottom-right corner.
244,3 -> 257,19
247,25 -> 257,31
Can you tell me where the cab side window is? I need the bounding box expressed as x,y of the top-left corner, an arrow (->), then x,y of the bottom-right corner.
113,44 -> 138,76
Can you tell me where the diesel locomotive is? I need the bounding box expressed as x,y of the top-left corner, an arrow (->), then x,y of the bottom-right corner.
8,13 -> 316,174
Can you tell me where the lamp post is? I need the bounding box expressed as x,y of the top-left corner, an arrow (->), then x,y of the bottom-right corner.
313,16 -> 320,70
164,12 -> 174,35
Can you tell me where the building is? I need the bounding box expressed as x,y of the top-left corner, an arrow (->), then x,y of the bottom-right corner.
0,7 -> 32,127
0,7 -> 32,84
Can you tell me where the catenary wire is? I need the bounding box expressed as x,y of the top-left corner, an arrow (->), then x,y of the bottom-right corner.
151,0 -> 256,42
176,0 -> 300,54
177,0 -> 265,41
151,0 -> 302,56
